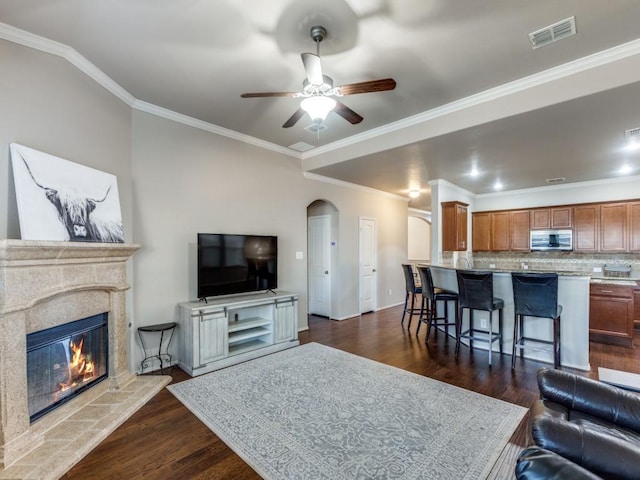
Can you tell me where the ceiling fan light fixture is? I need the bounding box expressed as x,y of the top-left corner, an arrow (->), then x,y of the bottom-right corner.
408,189 -> 420,198
301,96 -> 336,122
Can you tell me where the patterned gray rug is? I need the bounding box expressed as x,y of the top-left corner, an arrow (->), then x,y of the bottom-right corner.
168,343 -> 527,479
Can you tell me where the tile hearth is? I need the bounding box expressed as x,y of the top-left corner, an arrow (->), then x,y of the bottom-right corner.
0,375 -> 169,480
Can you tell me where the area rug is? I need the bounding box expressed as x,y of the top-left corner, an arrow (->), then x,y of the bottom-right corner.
168,343 -> 527,479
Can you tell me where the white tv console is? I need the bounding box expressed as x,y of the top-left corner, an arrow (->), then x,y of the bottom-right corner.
177,291 -> 299,376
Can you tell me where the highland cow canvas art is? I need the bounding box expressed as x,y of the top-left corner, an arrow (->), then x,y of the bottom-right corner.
10,143 -> 124,243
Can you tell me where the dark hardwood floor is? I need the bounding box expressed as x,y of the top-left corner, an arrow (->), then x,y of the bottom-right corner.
61,305 -> 640,479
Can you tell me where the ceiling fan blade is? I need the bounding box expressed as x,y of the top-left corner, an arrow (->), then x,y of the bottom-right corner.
338,78 -> 397,95
241,91 -> 298,98
301,53 -> 323,86
282,108 -> 306,128
334,101 -> 363,124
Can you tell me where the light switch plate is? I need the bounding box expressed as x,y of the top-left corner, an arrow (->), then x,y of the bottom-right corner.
295,251 -> 304,260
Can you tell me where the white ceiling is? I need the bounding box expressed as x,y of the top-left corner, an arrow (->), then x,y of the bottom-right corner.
2,0 -> 640,210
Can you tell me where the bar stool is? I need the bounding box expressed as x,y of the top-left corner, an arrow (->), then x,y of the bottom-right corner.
401,264 -> 422,329
416,265 -> 458,343
455,270 -> 504,366
511,272 -> 562,369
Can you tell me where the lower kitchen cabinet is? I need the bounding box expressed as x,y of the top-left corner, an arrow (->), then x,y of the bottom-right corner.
589,283 -> 634,347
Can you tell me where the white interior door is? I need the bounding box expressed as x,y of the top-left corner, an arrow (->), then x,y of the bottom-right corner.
308,215 -> 331,317
359,217 -> 377,314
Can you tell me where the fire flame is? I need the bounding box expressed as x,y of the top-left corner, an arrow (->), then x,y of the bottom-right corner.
58,336 -> 96,392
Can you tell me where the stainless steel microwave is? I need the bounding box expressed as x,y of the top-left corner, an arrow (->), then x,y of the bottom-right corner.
530,229 -> 573,251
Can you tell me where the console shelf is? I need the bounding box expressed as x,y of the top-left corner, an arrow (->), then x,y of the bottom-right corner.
177,291 -> 299,376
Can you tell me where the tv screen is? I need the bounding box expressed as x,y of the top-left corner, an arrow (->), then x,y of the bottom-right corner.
197,233 -> 277,299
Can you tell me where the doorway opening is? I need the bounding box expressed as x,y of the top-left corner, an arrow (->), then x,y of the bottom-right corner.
307,200 -> 338,320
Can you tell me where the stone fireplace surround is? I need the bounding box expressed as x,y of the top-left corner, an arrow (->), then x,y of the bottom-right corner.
0,240 -> 170,479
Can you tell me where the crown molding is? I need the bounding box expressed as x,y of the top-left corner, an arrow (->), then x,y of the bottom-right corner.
4,21 -> 640,168
301,37 -> 640,161
132,100 -> 298,158
475,174 -> 640,199
0,22 -> 299,159
303,172 -> 407,201
0,22 -> 136,107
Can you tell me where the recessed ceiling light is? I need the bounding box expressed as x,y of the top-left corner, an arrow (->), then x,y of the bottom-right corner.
493,180 -> 503,191
409,189 -> 420,198
619,164 -> 633,174
470,167 -> 480,177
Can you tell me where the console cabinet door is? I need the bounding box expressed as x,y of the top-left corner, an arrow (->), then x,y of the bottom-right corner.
274,298 -> 298,343
197,310 -> 227,366
574,205 -> 599,252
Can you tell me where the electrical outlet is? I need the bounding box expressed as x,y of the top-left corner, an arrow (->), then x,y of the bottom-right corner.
489,264 -> 496,269
481,318 -> 487,328
593,267 -> 602,273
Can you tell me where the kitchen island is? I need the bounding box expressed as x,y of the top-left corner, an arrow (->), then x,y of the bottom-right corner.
429,266 -> 591,370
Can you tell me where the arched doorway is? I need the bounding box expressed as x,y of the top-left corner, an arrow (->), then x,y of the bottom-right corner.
307,200 -> 338,319
408,209 -> 431,263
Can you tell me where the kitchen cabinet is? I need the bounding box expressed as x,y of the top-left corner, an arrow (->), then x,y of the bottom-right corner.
589,283 -> 634,347
600,202 -> 628,252
530,207 -> 573,229
471,210 -> 528,252
442,201 -> 468,251
510,210 -> 530,251
573,205 -> 600,252
628,202 -> 640,251
472,212 -> 491,251
634,288 -> 640,330
491,211 -> 510,251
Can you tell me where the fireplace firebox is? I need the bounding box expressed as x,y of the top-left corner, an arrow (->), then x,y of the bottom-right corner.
27,312 -> 109,423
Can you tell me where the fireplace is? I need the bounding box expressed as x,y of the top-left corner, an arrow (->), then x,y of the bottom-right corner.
0,240 -> 170,479
27,312 -> 109,422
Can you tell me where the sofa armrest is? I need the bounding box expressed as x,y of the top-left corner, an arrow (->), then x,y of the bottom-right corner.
516,447 -> 603,480
531,408 -> 640,480
537,368 -> 640,432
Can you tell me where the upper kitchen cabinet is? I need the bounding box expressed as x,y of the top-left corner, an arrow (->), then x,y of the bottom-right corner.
600,202 -> 628,252
471,211 -> 512,252
491,212 -> 510,251
629,201 -> 640,251
472,212 -> 491,252
574,204 -> 600,252
442,201 -> 468,251
510,210 -> 531,251
530,207 -> 573,229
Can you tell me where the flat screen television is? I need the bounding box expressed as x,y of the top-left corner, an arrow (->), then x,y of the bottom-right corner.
197,233 -> 277,299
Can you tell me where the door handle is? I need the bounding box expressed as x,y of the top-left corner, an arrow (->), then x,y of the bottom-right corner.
373,269 -> 377,272
325,271 -> 329,274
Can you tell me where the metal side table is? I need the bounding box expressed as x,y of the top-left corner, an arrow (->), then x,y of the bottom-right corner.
137,322 -> 176,373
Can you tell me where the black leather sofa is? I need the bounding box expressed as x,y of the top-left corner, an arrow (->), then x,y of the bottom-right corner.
516,446 -> 603,479
516,368 -> 640,480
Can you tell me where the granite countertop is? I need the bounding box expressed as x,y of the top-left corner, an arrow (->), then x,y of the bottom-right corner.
429,264 -> 640,285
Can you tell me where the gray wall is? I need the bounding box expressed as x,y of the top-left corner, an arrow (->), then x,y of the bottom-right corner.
1,39 -> 409,371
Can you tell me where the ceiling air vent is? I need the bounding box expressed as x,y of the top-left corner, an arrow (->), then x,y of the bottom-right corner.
545,177 -> 566,185
529,17 -> 576,49
305,123 -> 328,134
288,141 -> 315,152
625,127 -> 640,138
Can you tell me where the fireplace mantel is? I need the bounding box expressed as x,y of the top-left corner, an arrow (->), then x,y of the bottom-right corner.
0,240 -> 169,477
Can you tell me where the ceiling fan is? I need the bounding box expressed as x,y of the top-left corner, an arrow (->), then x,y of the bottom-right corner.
240,25 -> 397,128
